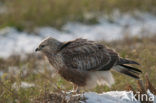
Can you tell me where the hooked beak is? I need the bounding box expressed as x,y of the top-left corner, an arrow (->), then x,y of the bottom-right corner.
35,48 -> 40,52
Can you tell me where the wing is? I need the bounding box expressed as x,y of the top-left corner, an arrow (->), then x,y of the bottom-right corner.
58,38 -> 119,71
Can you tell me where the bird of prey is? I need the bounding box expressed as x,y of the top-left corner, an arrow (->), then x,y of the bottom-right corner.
35,37 -> 142,91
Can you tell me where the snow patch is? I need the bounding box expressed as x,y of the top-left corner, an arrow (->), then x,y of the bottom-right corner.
1,13 -> 156,58
83,91 -> 156,103
0,27 -> 42,58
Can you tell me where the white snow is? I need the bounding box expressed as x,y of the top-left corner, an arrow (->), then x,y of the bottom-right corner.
82,91 -> 156,103
0,11 -> 156,103
0,12 -> 156,58
0,27 -> 42,58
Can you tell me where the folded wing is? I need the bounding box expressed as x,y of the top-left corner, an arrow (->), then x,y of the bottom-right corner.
58,38 -> 119,71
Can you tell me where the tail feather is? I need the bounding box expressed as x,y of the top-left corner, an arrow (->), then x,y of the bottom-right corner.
120,64 -> 142,73
118,58 -> 140,65
113,64 -> 142,79
119,69 -> 140,79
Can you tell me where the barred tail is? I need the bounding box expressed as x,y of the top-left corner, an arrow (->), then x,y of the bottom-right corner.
113,64 -> 142,79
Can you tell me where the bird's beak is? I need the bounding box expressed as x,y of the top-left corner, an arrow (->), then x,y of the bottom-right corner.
35,48 -> 40,52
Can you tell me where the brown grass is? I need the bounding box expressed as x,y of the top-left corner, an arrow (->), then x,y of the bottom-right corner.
126,74 -> 156,103
0,0 -> 156,30
0,35 -> 156,102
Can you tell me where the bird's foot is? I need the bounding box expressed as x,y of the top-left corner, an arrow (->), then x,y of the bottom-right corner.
68,89 -> 80,95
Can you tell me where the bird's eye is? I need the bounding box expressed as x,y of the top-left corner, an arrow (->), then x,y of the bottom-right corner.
41,45 -> 45,48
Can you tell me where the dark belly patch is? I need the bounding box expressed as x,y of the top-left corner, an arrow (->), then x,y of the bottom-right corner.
58,67 -> 88,86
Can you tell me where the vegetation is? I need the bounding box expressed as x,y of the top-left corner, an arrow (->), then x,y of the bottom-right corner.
0,0 -> 156,102
0,0 -> 156,30
0,35 -> 156,103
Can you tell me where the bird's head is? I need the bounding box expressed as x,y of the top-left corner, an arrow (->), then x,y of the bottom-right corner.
35,37 -> 61,54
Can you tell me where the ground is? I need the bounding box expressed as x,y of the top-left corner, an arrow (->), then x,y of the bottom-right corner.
0,35 -> 156,103
1,0 -> 156,102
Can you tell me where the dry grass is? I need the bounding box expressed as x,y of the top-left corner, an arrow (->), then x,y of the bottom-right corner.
0,35 -> 156,102
126,74 -> 156,103
0,0 -> 156,30
33,89 -> 86,103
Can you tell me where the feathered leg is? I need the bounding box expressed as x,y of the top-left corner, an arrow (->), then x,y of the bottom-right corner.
73,84 -> 80,94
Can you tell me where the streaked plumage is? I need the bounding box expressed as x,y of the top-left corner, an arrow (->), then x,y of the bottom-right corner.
36,37 -> 142,90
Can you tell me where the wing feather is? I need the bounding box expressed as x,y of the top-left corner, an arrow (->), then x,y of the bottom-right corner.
59,38 -> 119,71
